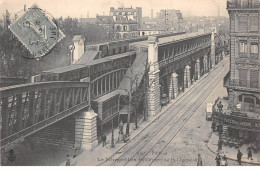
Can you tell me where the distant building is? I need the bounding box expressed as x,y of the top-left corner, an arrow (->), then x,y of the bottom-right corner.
96,15 -> 139,40
109,6 -> 142,28
138,27 -> 166,36
156,9 -> 184,32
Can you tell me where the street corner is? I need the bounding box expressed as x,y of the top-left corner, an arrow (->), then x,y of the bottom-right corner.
207,131 -> 260,166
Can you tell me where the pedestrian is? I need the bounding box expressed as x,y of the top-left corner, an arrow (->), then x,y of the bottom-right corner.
197,154 -> 203,166
66,154 -> 71,166
248,149 -> 253,160
237,149 -> 243,165
222,155 -> 228,166
215,153 -> 221,166
102,134 -> 107,147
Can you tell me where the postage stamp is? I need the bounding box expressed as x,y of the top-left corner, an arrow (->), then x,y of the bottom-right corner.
9,4 -> 65,59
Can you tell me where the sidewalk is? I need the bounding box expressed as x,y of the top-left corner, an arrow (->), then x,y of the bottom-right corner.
207,132 -> 260,165
60,58 -> 227,166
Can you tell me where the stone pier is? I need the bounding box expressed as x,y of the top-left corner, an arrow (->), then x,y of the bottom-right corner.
147,36 -> 161,116
196,59 -> 200,80
172,72 -> 179,99
75,109 -> 98,150
168,74 -> 173,101
184,65 -> 191,88
211,32 -> 215,68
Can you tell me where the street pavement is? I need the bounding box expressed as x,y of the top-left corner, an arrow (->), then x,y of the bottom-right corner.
98,56 -> 230,166
70,56 -> 254,166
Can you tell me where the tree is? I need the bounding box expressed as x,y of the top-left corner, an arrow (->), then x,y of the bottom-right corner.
120,56 -> 153,136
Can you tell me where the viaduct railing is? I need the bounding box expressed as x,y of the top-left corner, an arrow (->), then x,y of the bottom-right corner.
158,43 -> 211,68
0,81 -> 90,149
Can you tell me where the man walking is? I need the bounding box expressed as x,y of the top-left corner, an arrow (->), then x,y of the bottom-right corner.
222,155 -> 228,166
197,154 -> 203,166
248,149 -> 253,160
66,154 -> 71,166
215,153 -> 221,166
237,149 -> 243,165
102,134 -> 107,147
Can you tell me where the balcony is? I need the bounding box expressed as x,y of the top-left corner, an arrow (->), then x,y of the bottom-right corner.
227,0 -> 260,9
212,98 -> 260,132
224,72 -> 260,92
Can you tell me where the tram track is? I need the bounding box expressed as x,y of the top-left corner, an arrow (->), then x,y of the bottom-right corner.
126,63 -> 229,166
140,67 -> 228,166
99,59 -> 229,166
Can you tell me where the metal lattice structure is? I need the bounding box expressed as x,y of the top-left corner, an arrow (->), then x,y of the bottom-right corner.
0,81 -> 90,149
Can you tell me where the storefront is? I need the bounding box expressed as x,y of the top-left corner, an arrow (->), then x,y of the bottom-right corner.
213,110 -> 260,147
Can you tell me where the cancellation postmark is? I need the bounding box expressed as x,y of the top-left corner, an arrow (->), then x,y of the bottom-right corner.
9,4 -> 65,59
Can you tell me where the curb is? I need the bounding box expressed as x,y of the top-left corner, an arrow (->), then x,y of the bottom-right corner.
206,132 -> 260,166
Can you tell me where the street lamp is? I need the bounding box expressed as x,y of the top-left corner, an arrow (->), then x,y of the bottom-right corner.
69,45 -> 75,65
111,118 -> 115,148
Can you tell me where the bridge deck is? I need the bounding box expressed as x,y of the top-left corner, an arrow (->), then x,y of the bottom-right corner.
130,31 -> 209,47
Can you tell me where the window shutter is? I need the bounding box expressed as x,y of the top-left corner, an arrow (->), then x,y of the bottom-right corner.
239,16 -> 248,32
239,69 -> 247,87
250,16 -> 259,32
250,70 -> 259,88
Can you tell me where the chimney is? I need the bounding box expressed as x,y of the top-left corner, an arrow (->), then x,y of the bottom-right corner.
72,35 -> 85,64
151,9 -> 153,18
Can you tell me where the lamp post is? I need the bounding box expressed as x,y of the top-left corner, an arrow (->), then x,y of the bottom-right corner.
111,118 -> 115,148
126,87 -> 132,137
69,45 -> 75,65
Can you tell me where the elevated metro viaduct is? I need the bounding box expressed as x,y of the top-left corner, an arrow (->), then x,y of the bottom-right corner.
0,31 -> 223,152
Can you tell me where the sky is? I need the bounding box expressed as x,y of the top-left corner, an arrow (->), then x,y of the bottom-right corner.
0,0 -> 229,19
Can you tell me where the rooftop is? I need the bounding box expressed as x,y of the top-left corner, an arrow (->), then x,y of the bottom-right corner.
77,51 -> 136,66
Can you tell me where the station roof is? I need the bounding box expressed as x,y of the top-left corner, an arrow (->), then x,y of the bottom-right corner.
43,64 -> 86,74
118,52 -> 148,94
92,90 -> 121,103
76,51 -> 99,65
77,51 -> 136,66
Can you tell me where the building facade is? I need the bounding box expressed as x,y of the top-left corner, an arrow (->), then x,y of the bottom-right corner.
156,9 -> 184,32
213,0 -> 260,147
96,15 -> 139,40
109,6 -> 142,28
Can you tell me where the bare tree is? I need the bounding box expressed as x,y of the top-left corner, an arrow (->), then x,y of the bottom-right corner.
120,55 -> 155,137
